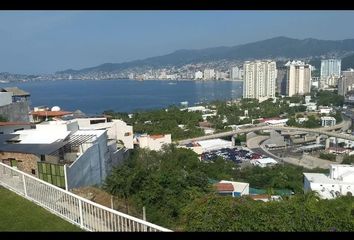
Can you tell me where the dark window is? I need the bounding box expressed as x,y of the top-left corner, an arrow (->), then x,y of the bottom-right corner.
31,169 -> 36,175
40,155 -> 46,162
90,119 -> 106,125
0,132 -> 3,134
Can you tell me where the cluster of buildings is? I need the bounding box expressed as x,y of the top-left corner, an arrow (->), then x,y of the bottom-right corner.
241,58 -> 354,103
242,60 -> 312,101
0,87 -> 173,190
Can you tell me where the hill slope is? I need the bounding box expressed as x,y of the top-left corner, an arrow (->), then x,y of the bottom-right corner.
57,36 -> 354,74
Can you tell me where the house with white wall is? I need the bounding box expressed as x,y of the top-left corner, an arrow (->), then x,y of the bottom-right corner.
0,120 -> 121,190
76,117 -> 133,149
134,134 -> 172,151
304,164 -> 354,199
214,180 -> 249,197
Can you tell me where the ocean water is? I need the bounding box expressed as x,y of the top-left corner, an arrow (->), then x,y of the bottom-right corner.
0,79 -> 243,115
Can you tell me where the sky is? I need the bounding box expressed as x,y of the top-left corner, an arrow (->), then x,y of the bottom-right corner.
1,10 -> 354,74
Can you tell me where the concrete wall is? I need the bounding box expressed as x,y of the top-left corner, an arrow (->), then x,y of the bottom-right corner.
36,120 -> 79,133
111,120 -> 134,149
330,165 -> 354,180
0,101 -> 30,122
0,124 -> 32,134
0,92 -> 13,107
66,144 -> 103,190
65,132 -> 109,190
137,134 -> 172,151
76,118 -> 134,149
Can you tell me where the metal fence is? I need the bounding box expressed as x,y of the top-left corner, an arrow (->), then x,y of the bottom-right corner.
0,162 -> 172,232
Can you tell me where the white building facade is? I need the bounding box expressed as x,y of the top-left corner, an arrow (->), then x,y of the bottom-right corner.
243,60 -> 277,101
203,69 -> 215,80
320,59 -> 341,87
304,164 -> 354,199
321,116 -> 336,127
230,66 -> 243,80
76,118 -> 134,149
194,71 -> 203,80
285,61 -> 311,96
321,59 -> 341,79
135,134 -> 172,151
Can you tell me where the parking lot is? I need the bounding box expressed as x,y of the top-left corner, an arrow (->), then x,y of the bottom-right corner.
201,147 -> 263,164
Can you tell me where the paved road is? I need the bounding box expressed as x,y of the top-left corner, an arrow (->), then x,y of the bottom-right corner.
177,119 -> 351,145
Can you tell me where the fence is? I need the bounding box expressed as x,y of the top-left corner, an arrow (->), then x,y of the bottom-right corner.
0,162 -> 172,232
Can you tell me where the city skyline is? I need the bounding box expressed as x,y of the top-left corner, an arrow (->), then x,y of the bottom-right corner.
1,10 -> 354,74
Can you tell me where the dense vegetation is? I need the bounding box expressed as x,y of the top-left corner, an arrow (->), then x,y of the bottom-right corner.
182,193 -> 354,231
104,106 -> 204,140
319,152 -> 337,161
0,115 -> 7,122
342,155 -> 354,165
312,90 -> 344,107
206,98 -> 306,131
103,146 -> 346,231
286,115 -> 321,128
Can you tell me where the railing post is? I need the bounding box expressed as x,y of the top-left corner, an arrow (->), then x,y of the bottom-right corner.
79,199 -> 84,228
63,164 -> 69,191
22,174 -> 27,197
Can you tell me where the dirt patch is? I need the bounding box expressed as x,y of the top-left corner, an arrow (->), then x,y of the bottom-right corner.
71,186 -> 142,218
71,186 -> 112,208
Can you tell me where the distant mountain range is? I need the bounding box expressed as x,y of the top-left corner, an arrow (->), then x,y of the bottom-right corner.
57,36 -> 354,75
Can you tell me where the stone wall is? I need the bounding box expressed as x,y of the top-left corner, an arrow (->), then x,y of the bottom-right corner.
0,151 -> 39,177
0,101 -> 31,122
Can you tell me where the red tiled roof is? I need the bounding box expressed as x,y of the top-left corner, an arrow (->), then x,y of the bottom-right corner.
214,183 -> 234,192
31,111 -> 72,117
150,134 -> 165,140
0,122 -> 33,126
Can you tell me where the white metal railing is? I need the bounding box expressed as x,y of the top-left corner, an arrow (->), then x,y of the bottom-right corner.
0,162 -> 172,232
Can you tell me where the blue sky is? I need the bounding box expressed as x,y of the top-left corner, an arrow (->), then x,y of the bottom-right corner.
1,11 -> 354,74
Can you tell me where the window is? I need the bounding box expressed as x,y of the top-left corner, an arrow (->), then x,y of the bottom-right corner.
10,159 -> 17,168
40,155 -> 46,162
90,119 -> 106,125
31,169 -> 36,175
124,132 -> 131,136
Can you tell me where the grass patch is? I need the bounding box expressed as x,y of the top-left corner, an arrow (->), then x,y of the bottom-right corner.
0,187 -> 82,231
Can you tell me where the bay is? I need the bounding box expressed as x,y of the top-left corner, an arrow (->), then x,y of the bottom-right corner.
0,79 -> 243,115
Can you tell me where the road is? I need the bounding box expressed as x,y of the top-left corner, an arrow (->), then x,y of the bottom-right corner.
177,118 -> 351,145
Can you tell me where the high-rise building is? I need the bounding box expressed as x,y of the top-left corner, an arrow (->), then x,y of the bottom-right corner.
243,60 -> 277,101
203,69 -> 215,80
338,68 -> 354,96
230,66 -> 242,80
194,71 -> 203,80
321,59 -> 341,79
284,61 -> 312,97
276,65 -> 287,95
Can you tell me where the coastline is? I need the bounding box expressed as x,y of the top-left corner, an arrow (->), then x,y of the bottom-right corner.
1,78 -> 244,84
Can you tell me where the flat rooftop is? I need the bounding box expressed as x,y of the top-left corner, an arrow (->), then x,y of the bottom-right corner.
1,87 -> 30,97
303,173 -> 354,185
